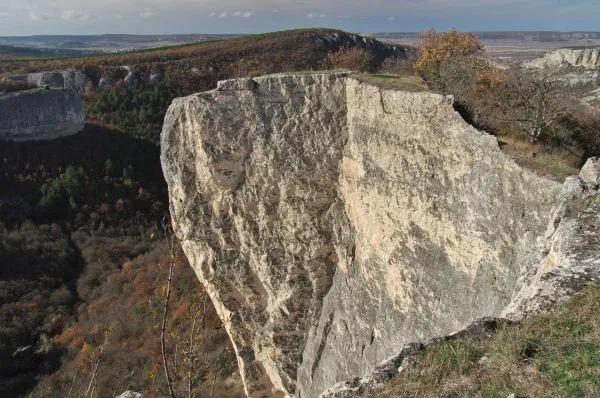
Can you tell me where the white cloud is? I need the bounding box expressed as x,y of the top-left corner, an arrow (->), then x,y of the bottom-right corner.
219,12 -> 228,18
61,10 -> 91,21
307,13 -> 315,18
387,16 -> 396,20
209,12 -> 217,17
319,13 -> 326,18
29,11 -> 53,22
229,10 -> 253,18
0,12 -> 11,20
139,11 -> 155,18
115,14 -> 124,20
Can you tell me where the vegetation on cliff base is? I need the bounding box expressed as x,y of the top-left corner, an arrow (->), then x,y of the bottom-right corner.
0,125 -> 243,397
375,283 -> 600,398
30,237 -> 242,398
86,84 -> 181,142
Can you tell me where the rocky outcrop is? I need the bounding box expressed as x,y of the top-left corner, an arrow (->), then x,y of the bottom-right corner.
2,69 -> 90,94
526,47 -> 600,69
161,72 -> 600,398
0,89 -> 85,141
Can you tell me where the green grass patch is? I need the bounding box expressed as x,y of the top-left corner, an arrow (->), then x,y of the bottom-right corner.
497,134 -> 582,181
376,284 -> 600,398
531,153 -> 580,181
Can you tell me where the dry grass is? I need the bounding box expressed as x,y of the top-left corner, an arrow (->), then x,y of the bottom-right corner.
355,73 -> 430,92
497,134 -> 581,181
375,283 -> 600,398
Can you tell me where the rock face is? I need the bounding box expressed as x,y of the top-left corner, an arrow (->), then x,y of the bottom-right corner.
526,47 -> 600,69
161,72 -> 600,398
0,89 -> 85,142
2,69 -> 90,94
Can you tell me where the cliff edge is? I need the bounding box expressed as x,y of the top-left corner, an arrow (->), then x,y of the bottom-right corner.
1,69 -> 91,95
0,88 -> 85,142
161,72 -> 600,398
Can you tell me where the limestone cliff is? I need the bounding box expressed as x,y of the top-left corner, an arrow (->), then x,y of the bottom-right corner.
526,47 -> 600,69
161,72 -> 600,398
0,89 -> 85,142
1,69 -> 90,94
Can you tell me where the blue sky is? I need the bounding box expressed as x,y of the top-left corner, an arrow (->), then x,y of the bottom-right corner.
0,0 -> 598,36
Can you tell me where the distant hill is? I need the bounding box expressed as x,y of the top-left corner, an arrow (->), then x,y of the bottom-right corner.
374,31 -> 600,42
0,45 -> 95,60
0,28 -> 413,143
0,33 -> 242,53
0,28 -> 412,82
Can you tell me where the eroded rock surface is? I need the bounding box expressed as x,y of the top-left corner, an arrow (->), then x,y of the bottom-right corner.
161,73 -> 600,398
0,88 -> 85,141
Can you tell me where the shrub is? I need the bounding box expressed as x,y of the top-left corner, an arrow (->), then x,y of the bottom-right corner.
328,47 -> 375,72
568,104 -> 600,161
378,56 -> 416,75
39,166 -> 87,216
414,28 -> 484,87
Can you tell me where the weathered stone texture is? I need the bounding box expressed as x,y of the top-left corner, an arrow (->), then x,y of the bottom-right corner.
161,73 -> 600,398
0,88 -> 85,142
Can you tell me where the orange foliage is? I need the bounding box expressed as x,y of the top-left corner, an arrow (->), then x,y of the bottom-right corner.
170,301 -> 189,323
414,28 -> 484,83
133,270 -> 151,296
54,325 -> 84,350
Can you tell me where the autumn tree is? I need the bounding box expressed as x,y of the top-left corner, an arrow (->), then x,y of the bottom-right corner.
413,28 -> 508,131
154,215 -> 229,398
328,47 -> 375,72
497,67 -> 572,143
414,28 -> 485,91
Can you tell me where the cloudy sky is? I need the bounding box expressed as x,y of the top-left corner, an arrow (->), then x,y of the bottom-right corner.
0,0 -> 598,36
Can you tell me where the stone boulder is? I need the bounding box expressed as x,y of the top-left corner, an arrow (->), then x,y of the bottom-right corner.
0,88 -> 85,142
161,72 -> 600,397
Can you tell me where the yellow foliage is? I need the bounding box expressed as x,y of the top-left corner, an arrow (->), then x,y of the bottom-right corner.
414,28 -> 484,83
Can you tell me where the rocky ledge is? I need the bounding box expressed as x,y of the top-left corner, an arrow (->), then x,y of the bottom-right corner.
0,88 -> 85,142
526,47 -> 600,69
161,72 -> 600,398
1,69 -> 90,94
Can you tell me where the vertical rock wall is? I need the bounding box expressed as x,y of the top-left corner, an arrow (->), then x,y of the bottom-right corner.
161,73 -> 597,397
0,89 -> 85,142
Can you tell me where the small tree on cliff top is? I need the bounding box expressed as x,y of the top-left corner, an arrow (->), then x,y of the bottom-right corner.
414,28 -> 485,89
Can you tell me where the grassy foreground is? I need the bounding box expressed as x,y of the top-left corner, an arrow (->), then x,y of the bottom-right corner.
375,284 -> 600,397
